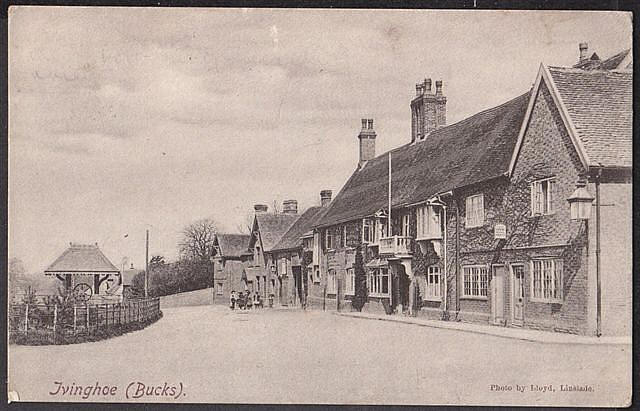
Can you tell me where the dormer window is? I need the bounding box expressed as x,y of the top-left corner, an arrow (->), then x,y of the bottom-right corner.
416,205 -> 441,239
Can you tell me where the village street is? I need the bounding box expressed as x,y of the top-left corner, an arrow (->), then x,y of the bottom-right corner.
9,305 -> 631,406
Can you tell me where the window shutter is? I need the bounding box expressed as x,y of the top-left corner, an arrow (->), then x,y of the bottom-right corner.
478,195 -> 484,226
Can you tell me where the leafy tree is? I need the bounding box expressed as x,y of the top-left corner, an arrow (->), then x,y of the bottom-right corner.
352,245 -> 368,312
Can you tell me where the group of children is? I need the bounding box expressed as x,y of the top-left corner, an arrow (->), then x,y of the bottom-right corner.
229,290 -> 263,310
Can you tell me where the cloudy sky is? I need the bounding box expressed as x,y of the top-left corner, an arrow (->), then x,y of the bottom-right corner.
9,7 -> 631,272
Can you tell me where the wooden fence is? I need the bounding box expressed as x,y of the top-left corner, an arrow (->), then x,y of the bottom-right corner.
8,297 -> 161,344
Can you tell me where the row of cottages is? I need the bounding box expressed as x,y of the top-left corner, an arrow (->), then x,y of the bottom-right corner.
307,44 -> 631,336
212,192 -> 332,307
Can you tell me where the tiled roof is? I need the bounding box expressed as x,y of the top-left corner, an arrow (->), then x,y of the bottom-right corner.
216,233 -> 250,258
316,91 -> 531,227
255,213 -> 300,252
574,49 -> 631,70
44,243 -> 120,273
547,66 -> 632,168
272,206 -> 327,251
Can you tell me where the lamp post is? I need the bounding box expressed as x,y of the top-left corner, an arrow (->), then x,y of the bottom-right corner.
567,180 -> 598,336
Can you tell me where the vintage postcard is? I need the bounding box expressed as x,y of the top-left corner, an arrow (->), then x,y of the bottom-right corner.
7,6 -> 632,406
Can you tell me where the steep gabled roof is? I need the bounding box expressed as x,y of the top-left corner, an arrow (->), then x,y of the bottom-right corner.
255,213 -> 300,252
44,243 -> 120,273
216,233 -> 250,258
272,206 -> 327,252
545,66 -> 632,168
316,91 -> 531,228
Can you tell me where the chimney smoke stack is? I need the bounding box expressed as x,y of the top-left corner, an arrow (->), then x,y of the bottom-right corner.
579,42 -> 589,62
282,200 -> 298,214
320,190 -> 332,207
254,204 -> 268,213
357,118 -> 376,168
411,78 -> 447,143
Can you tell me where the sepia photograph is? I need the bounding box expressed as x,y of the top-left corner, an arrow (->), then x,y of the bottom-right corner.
7,6 -> 633,406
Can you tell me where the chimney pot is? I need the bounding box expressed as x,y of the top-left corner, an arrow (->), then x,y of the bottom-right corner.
282,199 -> 298,214
425,78 -> 432,93
320,190 -> 333,207
435,80 -> 443,95
361,118 -> 367,129
415,83 -> 422,96
254,204 -> 268,213
367,119 -> 374,129
579,42 -> 589,62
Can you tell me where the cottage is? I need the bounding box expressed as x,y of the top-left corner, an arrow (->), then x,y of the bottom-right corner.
44,243 -> 122,304
270,191 -> 331,308
211,233 -> 251,303
246,203 -> 299,305
312,44 -> 631,336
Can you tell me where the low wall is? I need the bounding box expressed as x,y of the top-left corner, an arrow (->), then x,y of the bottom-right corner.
159,287 -> 215,308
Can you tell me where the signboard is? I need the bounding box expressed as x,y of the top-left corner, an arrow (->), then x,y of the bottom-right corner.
494,224 -> 507,239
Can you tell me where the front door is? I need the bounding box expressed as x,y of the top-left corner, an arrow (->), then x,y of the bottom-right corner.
491,265 -> 505,325
511,264 -> 525,325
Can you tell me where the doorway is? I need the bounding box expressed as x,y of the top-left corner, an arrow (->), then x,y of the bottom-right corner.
511,264 -> 525,326
491,265 -> 505,325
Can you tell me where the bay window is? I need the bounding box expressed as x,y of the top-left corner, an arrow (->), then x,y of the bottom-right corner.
416,205 -> 442,239
368,267 -> 390,297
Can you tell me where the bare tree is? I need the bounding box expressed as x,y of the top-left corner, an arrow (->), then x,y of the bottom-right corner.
178,218 -> 219,262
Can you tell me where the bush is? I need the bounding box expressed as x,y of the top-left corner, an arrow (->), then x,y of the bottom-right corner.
352,245 -> 368,312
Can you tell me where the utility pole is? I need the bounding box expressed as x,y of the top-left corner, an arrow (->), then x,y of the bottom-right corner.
145,229 -> 149,298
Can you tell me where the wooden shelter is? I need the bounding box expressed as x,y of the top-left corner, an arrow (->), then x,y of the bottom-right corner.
44,243 -> 122,304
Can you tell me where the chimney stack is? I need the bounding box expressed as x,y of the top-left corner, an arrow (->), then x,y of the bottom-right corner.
435,80 -> 443,96
282,199 -> 298,214
357,118 -> 376,168
579,42 -> 589,62
320,190 -> 332,207
411,78 -> 447,143
254,204 -> 268,213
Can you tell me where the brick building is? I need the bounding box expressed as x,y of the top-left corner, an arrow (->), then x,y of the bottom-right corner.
311,45 -> 631,336
211,233 -> 251,303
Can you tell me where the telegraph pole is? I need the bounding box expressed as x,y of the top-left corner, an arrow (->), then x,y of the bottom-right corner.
145,229 -> 149,298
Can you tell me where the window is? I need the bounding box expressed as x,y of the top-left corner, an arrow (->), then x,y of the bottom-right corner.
340,225 -> 347,248
368,267 -> 390,296
425,265 -> 442,300
465,194 -> 485,228
325,229 -> 334,250
401,214 -> 410,236
374,219 -> 388,243
327,269 -> 336,294
531,178 -> 556,216
462,265 -> 488,298
307,267 -> 313,285
531,259 -> 563,302
280,259 -> 287,275
345,268 -> 355,295
362,219 -> 374,243
416,205 -> 442,239
314,268 -> 321,283
312,232 -> 320,264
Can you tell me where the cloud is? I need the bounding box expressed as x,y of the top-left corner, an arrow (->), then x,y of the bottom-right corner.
8,7 -> 632,272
